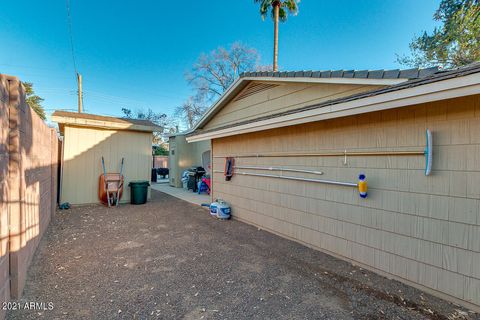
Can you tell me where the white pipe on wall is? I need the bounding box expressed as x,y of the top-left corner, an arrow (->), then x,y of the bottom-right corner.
234,165 -> 323,176
213,150 -> 424,158
213,170 -> 357,187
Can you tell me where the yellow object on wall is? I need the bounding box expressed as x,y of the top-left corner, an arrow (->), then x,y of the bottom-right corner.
357,174 -> 367,198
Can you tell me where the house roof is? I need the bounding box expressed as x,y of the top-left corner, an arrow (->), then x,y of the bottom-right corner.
52,111 -> 162,133
240,67 -> 439,80
189,66 -> 445,134
187,63 -> 480,142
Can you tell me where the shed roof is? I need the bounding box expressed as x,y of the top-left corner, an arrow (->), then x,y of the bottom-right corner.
52,111 -> 162,133
187,62 -> 480,142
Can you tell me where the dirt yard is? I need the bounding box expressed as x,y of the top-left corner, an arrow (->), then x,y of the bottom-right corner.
7,190 -> 479,319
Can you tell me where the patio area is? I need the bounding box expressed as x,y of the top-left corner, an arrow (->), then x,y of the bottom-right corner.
151,182 -> 210,206
7,190 -> 476,319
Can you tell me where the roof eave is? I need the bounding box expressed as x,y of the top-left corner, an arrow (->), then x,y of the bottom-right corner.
190,77 -> 251,131
51,115 -> 161,133
165,129 -> 195,138
187,72 -> 480,142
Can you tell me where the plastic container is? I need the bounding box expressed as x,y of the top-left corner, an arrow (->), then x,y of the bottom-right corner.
128,181 -> 150,205
204,199 -> 231,220
151,168 -> 158,183
181,170 -> 189,189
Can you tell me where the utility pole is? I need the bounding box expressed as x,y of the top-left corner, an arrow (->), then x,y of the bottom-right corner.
77,73 -> 83,113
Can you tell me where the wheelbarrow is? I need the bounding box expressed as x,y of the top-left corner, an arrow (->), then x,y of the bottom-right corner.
98,157 -> 124,207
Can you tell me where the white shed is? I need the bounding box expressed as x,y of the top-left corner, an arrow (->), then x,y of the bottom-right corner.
52,111 -> 161,205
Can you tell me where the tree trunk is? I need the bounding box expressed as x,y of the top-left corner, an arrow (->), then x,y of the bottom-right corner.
273,3 -> 279,72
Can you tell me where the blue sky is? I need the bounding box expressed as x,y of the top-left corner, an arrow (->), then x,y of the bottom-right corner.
0,0 -> 440,125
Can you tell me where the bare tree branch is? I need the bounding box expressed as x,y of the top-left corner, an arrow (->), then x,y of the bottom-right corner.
176,42 -> 268,129
186,42 -> 261,103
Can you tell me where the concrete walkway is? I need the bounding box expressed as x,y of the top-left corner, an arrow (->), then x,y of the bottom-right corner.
151,182 -> 210,206
8,191 -> 476,319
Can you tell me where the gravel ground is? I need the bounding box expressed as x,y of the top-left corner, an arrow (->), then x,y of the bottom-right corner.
7,190 -> 480,320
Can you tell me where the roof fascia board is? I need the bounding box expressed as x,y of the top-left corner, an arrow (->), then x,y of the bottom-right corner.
51,115 -> 159,132
187,73 -> 480,142
166,129 -> 194,138
191,78 -> 249,131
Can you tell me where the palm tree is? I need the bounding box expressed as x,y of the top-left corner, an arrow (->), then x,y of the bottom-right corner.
23,82 -> 46,120
254,0 -> 299,72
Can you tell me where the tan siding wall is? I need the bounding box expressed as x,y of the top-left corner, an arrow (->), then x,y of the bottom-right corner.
61,126 -> 151,205
168,135 -> 210,188
212,94 -> 480,310
204,82 -> 384,130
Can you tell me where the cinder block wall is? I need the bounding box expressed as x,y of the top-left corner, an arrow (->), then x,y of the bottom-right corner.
0,76 -> 11,319
0,74 -> 59,317
212,94 -> 480,311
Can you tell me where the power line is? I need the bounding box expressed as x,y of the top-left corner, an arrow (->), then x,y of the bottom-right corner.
84,91 -> 151,105
0,63 -> 60,71
66,0 -> 78,76
44,108 -> 78,111
33,87 -> 76,92
0,70 -> 72,80
85,89 -> 180,101
66,0 -> 83,113
83,95 -> 149,108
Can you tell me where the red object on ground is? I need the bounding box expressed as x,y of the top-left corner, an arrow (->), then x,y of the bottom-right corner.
99,173 -> 124,206
202,177 -> 211,194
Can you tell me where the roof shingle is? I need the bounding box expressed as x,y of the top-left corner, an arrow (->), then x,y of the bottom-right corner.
192,63 -> 480,136
240,66 -> 439,80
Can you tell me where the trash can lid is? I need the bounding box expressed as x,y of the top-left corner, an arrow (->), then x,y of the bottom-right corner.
128,180 -> 150,187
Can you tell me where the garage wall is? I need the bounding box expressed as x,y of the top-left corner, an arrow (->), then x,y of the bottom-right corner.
204,81 -> 384,130
212,94 -> 480,310
61,126 -> 151,204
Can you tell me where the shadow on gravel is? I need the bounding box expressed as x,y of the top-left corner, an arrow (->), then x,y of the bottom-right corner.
7,190 -> 479,320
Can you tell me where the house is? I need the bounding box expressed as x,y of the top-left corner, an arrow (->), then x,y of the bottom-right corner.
168,132 -> 211,188
187,63 -> 480,311
52,111 -> 161,205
